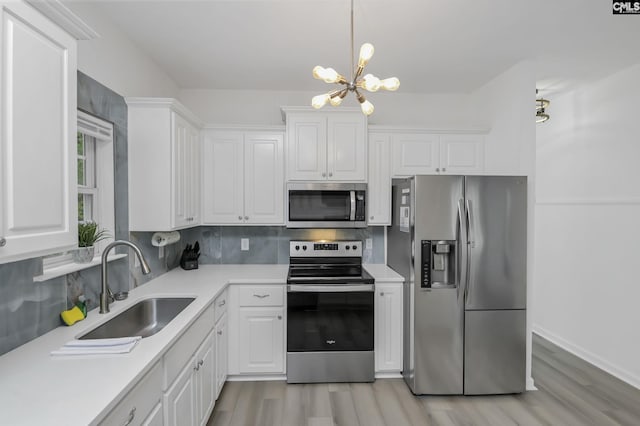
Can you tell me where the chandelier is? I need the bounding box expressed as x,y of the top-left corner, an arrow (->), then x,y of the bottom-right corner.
311,0 -> 399,116
536,89 -> 550,123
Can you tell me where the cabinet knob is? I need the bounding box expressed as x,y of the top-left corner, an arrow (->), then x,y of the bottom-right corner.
238,216 -> 243,221
370,216 -> 374,220
217,330 -> 223,335
244,216 -> 249,220
0,237 -> 5,247
218,300 -> 226,307
199,359 -> 204,366
329,172 -> 333,177
435,168 -> 440,172
322,172 -> 326,177
380,292 -> 385,296
124,407 -> 136,426
277,315 -> 282,320
442,167 -> 446,172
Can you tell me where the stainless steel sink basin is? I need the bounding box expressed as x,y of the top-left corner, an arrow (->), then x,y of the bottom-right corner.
79,297 -> 195,340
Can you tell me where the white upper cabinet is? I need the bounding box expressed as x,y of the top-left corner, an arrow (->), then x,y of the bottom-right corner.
284,109 -> 367,181
367,133 -> 392,225
439,134 -> 484,174
0,1 -> 78,263
127,98 -> 202,232
391,132 -> 484,176
202,130 -> 284,225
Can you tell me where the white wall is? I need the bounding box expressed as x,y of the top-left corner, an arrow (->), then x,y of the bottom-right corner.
178,89 -> 473,127
67,2 -> 180,98
534,63 -> 640,389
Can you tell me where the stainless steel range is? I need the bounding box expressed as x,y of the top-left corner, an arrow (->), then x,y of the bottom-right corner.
286,240 -> 375,384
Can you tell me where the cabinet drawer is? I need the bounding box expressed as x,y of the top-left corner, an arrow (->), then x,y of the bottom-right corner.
214,289 -> 228,323
238,285 -> 284,307
99,362 -> 162,426
164,303 -> 214,389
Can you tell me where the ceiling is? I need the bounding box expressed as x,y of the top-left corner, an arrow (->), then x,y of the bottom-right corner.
66,0 -> 640,96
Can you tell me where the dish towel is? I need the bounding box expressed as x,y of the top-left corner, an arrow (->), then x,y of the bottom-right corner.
51,336 -> 142,356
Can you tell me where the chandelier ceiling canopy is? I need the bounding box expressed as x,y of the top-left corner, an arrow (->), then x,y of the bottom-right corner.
311,0 -> 399,116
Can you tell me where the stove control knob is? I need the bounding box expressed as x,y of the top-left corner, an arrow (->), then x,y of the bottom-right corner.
295,245 -> 300,251
345,245 -> 350,250
302,245 -> 307,251
352,245 -> 357,250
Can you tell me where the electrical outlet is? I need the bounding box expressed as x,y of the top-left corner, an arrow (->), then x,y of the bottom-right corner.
366,238 -> 373,250
159,246 -> 165,259
241,238 -> 250,251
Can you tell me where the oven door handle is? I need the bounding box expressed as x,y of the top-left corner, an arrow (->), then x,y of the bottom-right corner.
287,284 -> 374,293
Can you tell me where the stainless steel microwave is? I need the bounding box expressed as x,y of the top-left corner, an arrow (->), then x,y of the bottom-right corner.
286,182 -> 367,228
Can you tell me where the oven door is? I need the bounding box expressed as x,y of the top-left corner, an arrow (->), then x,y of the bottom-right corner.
287,284 -> 374,352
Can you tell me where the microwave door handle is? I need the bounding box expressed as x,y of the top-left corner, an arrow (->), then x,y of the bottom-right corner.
350,190 -> 356,221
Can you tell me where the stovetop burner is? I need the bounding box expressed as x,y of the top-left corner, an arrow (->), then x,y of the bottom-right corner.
287,240 -> 374,285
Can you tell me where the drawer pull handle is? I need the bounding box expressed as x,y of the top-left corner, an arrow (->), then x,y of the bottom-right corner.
218,300 -> 226,307
253,294 -> 269,299
124,407 -> 136,426
217,330 -> 223,335
0,237 -> 6,247
326,340 -> 336,345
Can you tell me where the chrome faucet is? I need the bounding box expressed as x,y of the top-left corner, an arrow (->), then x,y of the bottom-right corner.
100,240 -> 151,314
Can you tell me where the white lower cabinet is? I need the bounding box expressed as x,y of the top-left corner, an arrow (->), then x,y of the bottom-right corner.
228,284 -> 286,375
164,331 -> 215,426
215,312 -> 228,398
375,282 -> 404,373
99,362 -> 163,426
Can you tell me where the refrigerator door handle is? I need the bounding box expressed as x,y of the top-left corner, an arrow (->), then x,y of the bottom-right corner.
465,199 -> 475,303
457,199 -> 468,300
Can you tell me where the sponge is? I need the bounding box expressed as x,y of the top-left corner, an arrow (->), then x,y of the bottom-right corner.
61,306 -> 85,326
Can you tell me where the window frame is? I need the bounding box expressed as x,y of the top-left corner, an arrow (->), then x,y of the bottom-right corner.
42,110 -> 116,270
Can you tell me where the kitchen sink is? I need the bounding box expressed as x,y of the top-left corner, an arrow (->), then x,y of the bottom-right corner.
79,297 -> 195,340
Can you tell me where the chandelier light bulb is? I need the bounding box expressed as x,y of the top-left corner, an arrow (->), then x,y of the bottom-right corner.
311,93 -> 330,109
312,66 -> 326,80
358,43 -> 375,67
381,77 -> 400,91
362,74 -> 381,92
360,99 -> 374,116
329,95 -> 343,106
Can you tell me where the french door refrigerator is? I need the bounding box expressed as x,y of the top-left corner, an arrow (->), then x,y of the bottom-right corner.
387,175 -> 527,395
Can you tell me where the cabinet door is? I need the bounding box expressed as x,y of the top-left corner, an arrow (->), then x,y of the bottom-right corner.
0,1 -> 77,263
164,359 -> 196,426
215,313 -> 228,399
244,133 -> 284,224
439,134 -> 484,174
375,283 -> 403,373
327,114 -> 367,181
391,134 -> 440,176
238,307 -> 285,373
195,333 -> 215,426
202,131 -> 244,224
287,114 -> 327,180
141,401 -> 163,426
367,133 -> 391,225
187,124 -> 201,224
172,113 -> 192,228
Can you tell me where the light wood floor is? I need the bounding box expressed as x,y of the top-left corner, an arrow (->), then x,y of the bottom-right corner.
207,334 -> 640,426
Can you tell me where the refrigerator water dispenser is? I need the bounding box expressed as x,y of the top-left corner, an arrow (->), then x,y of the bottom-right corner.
421,240 -> 456,289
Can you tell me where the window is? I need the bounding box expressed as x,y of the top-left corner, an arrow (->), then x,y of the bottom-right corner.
42,111 -> 115,270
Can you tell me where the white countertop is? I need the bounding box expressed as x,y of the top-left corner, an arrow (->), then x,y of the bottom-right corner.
0,263 -> 401,425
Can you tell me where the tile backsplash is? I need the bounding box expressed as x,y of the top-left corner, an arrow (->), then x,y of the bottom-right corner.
130,226 -> 385,287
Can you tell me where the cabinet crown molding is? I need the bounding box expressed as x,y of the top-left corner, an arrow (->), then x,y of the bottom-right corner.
368,125 -> 490,134
125,97 -> 204,128
26,0 -> 98,40
280,106 -> 364,123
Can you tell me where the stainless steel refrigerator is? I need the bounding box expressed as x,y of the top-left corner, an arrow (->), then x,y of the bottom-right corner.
387,175 -> 527,395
